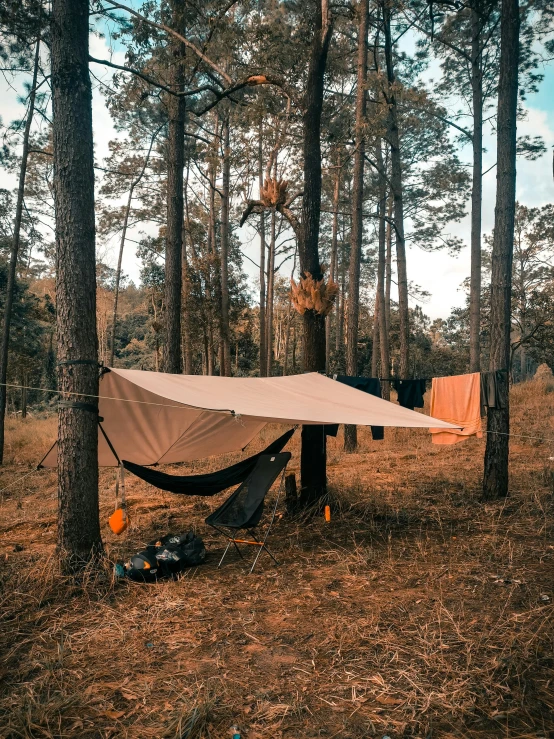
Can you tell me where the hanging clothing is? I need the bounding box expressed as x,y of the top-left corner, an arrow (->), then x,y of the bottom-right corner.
480,370 -> 507,411
326,376 -> 384,440
393,378 -> 427,410
122,428 -> 295,496
429,372 -> 482,445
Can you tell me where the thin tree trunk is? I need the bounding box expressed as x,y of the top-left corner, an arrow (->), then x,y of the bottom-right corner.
206,158 -> 217,376
326,158 -> 341,373
483,0 -> 519,500
266,208 -> 276,376
337,211 -> 347,352
283,246 -> 298,376
219,112 -> 232,376
298,0 -> 333,506
110,127 -> 159,367
469,5 -> 484,373
376,140 -> 390,398
182,161 -> 193,374
371,298 -> 380,377
383,1 -> 409,378
109,186 -> 132,367
385,194 -> 392,336
51,0 -> 101,570
21,371 -> 27,419
344,0 -> 369,453
258,122 -> 267,377
162,0 -> 186,374
0,36 -> 40,464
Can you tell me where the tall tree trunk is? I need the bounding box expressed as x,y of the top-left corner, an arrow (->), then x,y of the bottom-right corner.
383,1 -> 409,378
385,193 -> 392,336
206,158 -> 217,376
182,161 -> 193,374
258,122 -> 267,377
298,0 -> 333,506
336,215 -> 346,353
219,112 -> 232,376
483,0 -> 519,500
0,37 -> 40,464
162,1 -> 186,374
469,5 -> 484,373
344,0 -> 368,453
376,140 -> 390,398
326,157 -> 341,373
371,298 -> 380,377
266,208 -> 276,376
51,0 -> 101,570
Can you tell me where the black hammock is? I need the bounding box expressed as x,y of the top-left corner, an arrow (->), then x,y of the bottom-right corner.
122,427 -> 295,496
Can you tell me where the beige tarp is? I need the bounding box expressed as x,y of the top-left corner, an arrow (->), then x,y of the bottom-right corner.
40,369 -> 458,467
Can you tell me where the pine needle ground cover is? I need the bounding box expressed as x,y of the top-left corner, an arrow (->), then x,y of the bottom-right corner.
0,381 -> 553,739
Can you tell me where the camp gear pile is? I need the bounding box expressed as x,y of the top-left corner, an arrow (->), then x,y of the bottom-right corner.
123,532 -> 206,582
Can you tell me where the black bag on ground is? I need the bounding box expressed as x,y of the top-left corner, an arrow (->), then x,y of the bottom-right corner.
125,531 -> 206,582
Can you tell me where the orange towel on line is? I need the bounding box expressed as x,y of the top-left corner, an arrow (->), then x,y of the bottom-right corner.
429,372 -> 483,445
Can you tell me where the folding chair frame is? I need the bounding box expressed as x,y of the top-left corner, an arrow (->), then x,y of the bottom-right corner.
209,465 -> 287,573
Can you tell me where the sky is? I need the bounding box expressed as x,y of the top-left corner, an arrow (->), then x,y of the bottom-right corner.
1,18 -> 553,320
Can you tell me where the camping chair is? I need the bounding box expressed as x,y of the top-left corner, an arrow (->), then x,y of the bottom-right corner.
205,452 -> 291,573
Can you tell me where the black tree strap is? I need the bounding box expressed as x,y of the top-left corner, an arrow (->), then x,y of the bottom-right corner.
57,359 -> 100,367
58,400 -> 99,414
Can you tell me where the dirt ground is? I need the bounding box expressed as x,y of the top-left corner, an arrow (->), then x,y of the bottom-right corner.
0,381 -> 553,739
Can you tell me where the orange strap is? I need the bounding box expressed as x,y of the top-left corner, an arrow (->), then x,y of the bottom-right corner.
228,538 -> 264,546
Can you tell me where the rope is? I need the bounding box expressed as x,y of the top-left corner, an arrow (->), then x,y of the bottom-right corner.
0,382 -> 236,416
2,386 -> 554,445
0,467 -> 41,495
482,430 -> 554,443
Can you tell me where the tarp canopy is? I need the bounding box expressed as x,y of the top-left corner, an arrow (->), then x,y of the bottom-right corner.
40,369 -> 458,467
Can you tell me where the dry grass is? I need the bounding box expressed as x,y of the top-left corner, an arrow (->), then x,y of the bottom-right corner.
0,380 -> 553,738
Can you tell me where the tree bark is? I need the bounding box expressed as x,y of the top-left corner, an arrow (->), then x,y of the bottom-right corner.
469,5 -> 484,373
219,112 -> 232,376
162,0 -> 186,374
51,0 -> 102,570
298,0 -> 333,507
344,0 -> 368,453
258,121 -> 267,377
0,36 -> 40,464
483,0 -> 519,500
383,1 -> 409,378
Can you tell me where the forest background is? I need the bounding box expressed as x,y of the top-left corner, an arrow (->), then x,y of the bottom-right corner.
0,0 -> 553,411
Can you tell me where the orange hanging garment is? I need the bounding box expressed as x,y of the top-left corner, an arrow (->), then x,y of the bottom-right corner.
429,372 -> 483,445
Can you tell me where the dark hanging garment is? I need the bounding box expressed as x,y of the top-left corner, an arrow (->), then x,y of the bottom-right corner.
393,379 -> 427,410
480,370 -> 507,411
333,376 -> 384,440
122,427 -> 295,496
